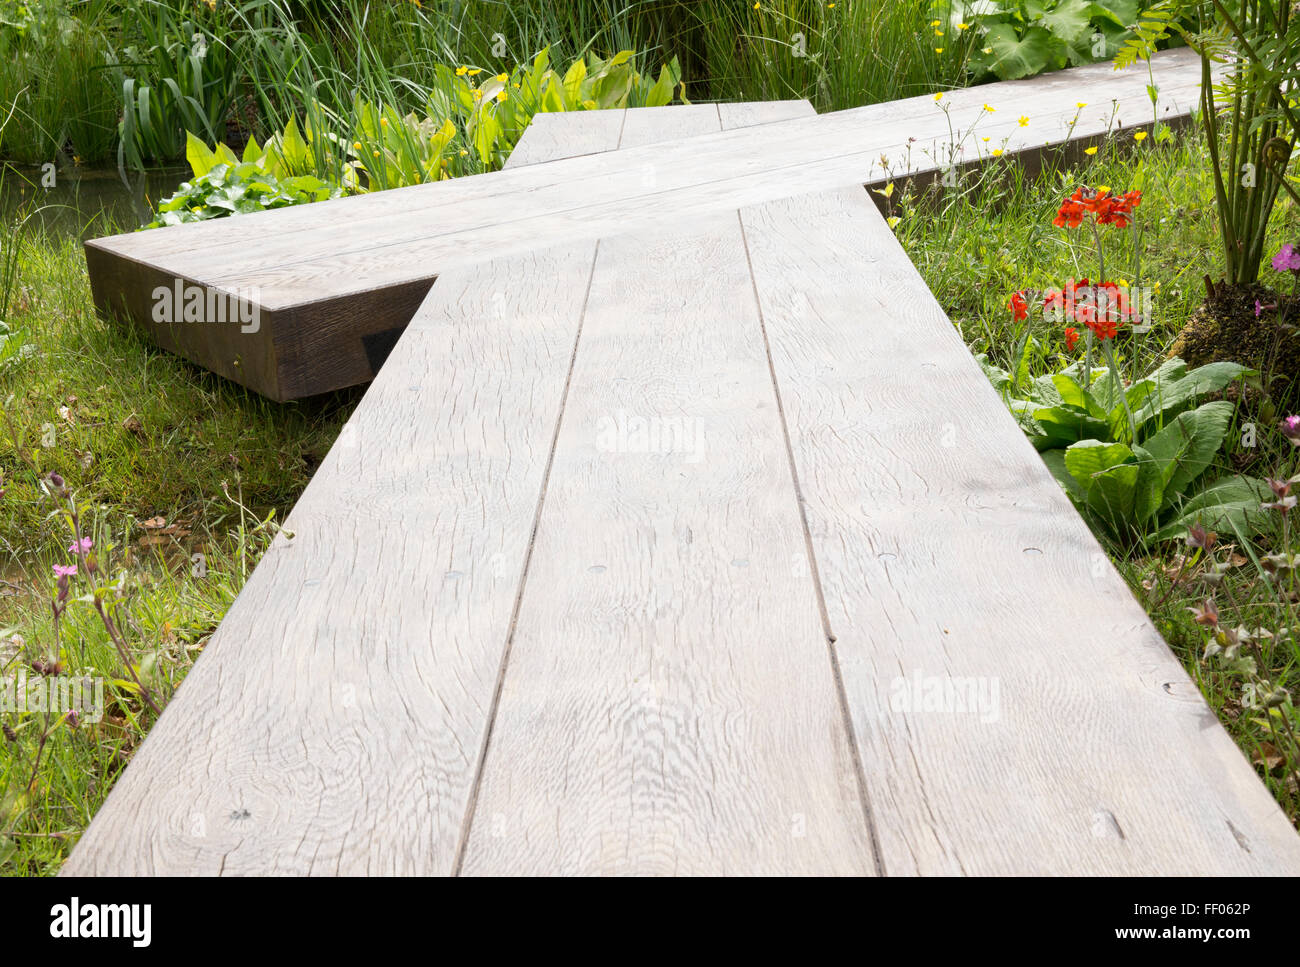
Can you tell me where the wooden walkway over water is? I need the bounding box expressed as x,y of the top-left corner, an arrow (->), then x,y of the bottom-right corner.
65,50 -> 1300,875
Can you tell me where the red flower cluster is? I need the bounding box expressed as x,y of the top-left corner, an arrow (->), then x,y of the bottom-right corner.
1043,279 -> 1138,341
1053,187 -> 1142,229
1064,326 -> 1080,351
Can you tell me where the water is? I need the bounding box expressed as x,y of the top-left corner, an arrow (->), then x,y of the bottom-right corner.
1,164 -> 188,238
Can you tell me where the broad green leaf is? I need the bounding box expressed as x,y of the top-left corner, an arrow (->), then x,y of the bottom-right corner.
1085,462 -> 1141,529
1139,400 -> 1234,505
1039,0 -> 1094,45
1032,406 -> 1108,446
1087,0 -> 1141,25
1132,359 -> 1254,433
562,59 -> 587,108
1050,373 -> 1107,418
279,116 -> 310,172
984,24 -> 1057,80
1130,444 -> 1165,524
185,131 -> 218,179
1064,439 -> 1135,487
1153,476 -> 1276,542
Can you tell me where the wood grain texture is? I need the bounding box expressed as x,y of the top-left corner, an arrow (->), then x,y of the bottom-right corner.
737,185 -> 1300,875
61,240 -> 598,876
459,103 -> 874,875
458,212 -> 874,876
503,109 -> 627,168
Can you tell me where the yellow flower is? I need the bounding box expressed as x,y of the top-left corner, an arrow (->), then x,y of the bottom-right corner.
828,2 -> 835,7
872,182 -> 895,198
496,90 -> 507,102
933,92 -> 944,102
459,149 -> 468,156
930,19 -> 941,26
1117,278 -> 1130,287
372,150 -> 380,158
958,22 -> 970,30
1097,185 -> 1110,193
468,68 -> 482,75
380,117 -> 388,128
473,89 -> 483,100
982,46 -> 992,54
353,141 -> 362,151
456,66 -> 469,76
1018,116 -> 1029,127
935,29 -> 944,36
495,73 -> 508,82
886,215 -> 902,229
983,104 -> 995,112
1154,281 -> 1162,292
1084,146 -> 1098,155
935,47 -> 944,53
982,136 -> 990,143
992,148 -> 1004,157
753,1 -> 759,8
1134,130 -> 1148,141
1076,101 -> 1087,108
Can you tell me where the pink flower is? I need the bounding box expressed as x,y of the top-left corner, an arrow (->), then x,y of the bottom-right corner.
1272,242 -> 1300,273
68,537 -> 92,555
52,564 -> 76,578
1282,415 -> 1300,446
1255,299 -> 1276,318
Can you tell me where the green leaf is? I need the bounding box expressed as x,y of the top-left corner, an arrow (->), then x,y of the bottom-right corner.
1138,400 -> 1234,505
1132,359 -> 1254,434
1130,444 -> 1165,524
1039,0 -> 1095,45
279,116 -> 310,172
983,24 -> 1057,81
1050,372 -> 1107,418
1153,476 -> 1277,542
1064,439 -> 1135,487
185,131 -> 217,179
1032,405 -> 1108,446
562,59 -> 586,109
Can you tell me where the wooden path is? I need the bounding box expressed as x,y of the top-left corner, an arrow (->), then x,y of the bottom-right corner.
86,49 -> 1207,400
65,67 -> 1300,874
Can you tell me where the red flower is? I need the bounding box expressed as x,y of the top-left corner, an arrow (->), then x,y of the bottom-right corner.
1007,290 -> 1029,321
1053,197 -> 1086,228
1053,187 -> 1141,229
1085,316 -> 1119,341
1064,327 -> 1080,351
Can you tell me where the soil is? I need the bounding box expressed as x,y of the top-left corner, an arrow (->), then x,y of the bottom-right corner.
1168,282 -> 1300,393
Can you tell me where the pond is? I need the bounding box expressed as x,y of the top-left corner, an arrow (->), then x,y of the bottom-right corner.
1,164 -> 187,238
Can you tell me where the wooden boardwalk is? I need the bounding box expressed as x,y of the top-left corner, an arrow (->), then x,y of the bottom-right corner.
86,49 -> 1206,400
64,68 -> 1300,874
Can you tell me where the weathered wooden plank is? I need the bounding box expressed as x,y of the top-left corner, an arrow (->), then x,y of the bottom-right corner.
205,69 -> 1201,307
61,238 -> 599,876
737,185 -> 1300,875
105,50 -> 1198,265
459,104 -> 873,875
125,57 -> 1203,282
503,109 -> 626,168
58,122 -> 625,876
84,51 -> 1205,399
